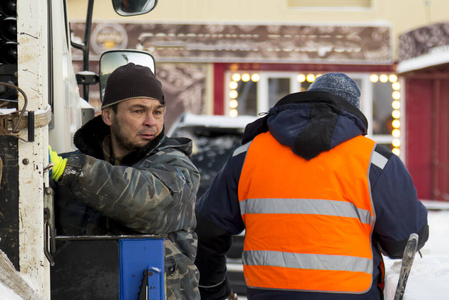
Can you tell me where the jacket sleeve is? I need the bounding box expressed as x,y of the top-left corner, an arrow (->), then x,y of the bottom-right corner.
370,145 -> 429,259
59,149 -> 200,234
194,145 -> 247,299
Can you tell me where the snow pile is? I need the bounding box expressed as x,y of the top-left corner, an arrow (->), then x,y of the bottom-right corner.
385,255 -> 449,299
384,205 -> 449,299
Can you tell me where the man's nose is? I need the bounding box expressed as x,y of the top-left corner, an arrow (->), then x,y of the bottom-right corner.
143,112 -> 157,126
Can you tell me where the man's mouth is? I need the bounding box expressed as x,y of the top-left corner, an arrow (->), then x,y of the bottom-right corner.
139,133 -> 155,139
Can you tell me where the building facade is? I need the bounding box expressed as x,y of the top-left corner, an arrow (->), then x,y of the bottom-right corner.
397,21 -> 449,201
68,0 -> 449,200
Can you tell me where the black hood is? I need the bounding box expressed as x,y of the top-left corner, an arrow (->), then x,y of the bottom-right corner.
242,91 -> 368,160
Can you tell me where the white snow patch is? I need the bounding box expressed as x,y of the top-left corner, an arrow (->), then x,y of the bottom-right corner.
384,203 -> 449,299
0,282 -> 23,300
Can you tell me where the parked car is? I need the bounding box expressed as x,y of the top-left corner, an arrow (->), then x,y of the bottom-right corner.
168,112 -> 258,296
168,113 -> 258,199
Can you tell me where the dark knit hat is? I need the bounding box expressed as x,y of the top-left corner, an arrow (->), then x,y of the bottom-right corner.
102,63 -> 165,108
308,73 -> 361,109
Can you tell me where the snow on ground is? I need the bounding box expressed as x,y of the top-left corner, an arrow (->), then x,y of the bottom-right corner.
384,202 -> 449,299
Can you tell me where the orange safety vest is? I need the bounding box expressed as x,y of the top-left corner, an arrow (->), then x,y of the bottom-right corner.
238,132 -> 376,293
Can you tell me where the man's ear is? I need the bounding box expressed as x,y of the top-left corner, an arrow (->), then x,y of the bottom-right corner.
101,108 -> 113,126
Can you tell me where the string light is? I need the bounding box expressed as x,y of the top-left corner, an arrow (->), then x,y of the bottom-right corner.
392,119 -> 400,128
241,73 -> 250,82
392,139 -> 401,147
392,129 -> 401,138
251,73 -> 260,82
392,110 -> 401,119
297,74 -> 306,82
229,109 -> 238,118
392,100 -> 400,109
380,74 -> 388,83
389,74 -> 398,82
229,90 -> 238,99
392,91 -> 401,100
306,74 -> 315,82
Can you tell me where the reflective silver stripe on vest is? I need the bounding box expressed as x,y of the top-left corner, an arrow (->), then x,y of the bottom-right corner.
240,198 -> 373,225
233,141 -> 251,157
371,150 -> 388,170
243,250 -> 373,273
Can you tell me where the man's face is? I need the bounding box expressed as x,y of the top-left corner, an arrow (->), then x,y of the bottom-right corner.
102,98 -> 165,157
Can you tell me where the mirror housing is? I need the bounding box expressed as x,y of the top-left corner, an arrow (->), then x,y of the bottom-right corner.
99,49 -> 156,103
75,71 -> 99,85
112,0 -> 158,16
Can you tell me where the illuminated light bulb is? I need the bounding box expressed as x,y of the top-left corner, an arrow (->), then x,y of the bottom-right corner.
232,73 -> 241,82
392,110 -> 401,119
380,74 -> 389,83
392,129 -> 401,138
316,74 -> 322,78
229,99 -> 238,109
392,139 -> 401,147
389,74 -> 398,82
392,148 -> 400,156
251,73 -> 260,82
392,100 -> 400,109
229,90 -> 238,99
306,74 -> 315,82
242,73 -> 251,82
392,91 -> 400,100
297,74 -> 306,82
392,82 -> 401,90
392,119 -> 400,128
229,109 -> 238,118
229,81 -> 238,90
370,74 -> 379,82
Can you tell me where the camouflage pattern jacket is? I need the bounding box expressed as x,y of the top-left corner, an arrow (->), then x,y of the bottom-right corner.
54,116 -> 200,300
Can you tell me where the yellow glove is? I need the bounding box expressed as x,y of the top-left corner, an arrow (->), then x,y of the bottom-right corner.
48,145 -> 67,181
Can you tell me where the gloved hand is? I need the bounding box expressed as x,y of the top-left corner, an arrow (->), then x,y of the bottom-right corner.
48,145 -> 67,181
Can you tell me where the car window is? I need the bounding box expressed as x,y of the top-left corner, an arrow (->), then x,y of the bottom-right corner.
171,126 -> 243,198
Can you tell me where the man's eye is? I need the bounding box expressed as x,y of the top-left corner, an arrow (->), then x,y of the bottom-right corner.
133,110 -> 144,114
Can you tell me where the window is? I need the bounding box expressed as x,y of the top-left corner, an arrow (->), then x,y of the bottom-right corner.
225,71 -> 403,158
287,0 -> 372,8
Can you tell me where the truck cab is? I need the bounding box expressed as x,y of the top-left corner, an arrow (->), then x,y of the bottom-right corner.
0,1 -> 161,298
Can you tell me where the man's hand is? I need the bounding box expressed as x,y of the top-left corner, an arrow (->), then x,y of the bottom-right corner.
48,145 -> 67,181
228,292 -> 238,300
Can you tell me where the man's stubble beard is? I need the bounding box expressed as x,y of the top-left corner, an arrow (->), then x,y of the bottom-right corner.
111,121 -> 143,153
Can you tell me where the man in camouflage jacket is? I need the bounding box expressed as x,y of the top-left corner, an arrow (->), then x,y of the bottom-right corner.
50,63 -> 200,299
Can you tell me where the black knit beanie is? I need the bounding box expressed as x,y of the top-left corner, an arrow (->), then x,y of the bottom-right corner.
102,63 -> 165,108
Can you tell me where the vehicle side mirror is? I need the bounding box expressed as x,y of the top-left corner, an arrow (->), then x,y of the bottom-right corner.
112,0 -> 158,16
99,49 -> 156,103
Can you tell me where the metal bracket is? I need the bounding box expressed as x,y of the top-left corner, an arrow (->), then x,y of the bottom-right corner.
0,82 -> 50,142
43,186 -> 56,266
138,267 -> 163,300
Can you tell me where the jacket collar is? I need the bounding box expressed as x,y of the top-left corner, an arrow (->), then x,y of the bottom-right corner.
73,115 -> 165,166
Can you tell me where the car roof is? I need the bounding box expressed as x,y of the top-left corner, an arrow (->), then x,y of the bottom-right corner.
168,112 -> 259,135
